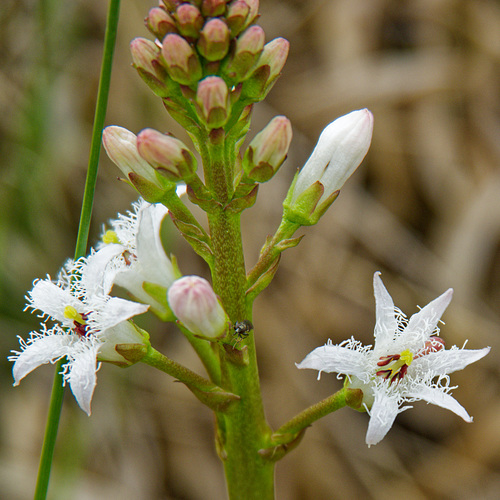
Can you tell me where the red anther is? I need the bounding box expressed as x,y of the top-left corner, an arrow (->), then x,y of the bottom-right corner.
377,354 -> 400,366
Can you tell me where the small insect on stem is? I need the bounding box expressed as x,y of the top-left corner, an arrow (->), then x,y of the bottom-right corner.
232,320 -> 253,346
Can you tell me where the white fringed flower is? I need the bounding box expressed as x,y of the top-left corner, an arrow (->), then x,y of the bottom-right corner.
297,272 -> 490,446
99,194 -> 185,317
10,251 -> 149,415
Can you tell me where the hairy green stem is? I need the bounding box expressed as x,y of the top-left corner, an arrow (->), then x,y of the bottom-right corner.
34,2 -> 120,499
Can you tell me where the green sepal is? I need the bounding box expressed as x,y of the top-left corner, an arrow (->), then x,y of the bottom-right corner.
169,215 -> 214,265
222,343 -> 250,366
275,235 -> 304,252
183,383 -> 241,413
114,343 -> 149,364
258,429 -> 306,462
245,254 -> 280,304
186,183 -> 220,212
224,184 -> 258,214
282,180 -> 324,226
162,98 -> 201,134
127,172 -> 176,203
142,282 -> 176,322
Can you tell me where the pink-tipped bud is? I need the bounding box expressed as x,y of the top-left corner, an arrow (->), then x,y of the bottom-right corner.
103,126 -> 160,186
223,25 -> 265,81
130,38 -> 170,96
242,0 -> 259,30
201,0 -> 227,17
241,37 -> 289,100
136,128 -> 197,181
243,116 -> 292,182
145,7 -> 177,40
174,3 -> 204,39
161,33 -> 203,85
195,76 -> 229,129
226,0 -> 251,36
197,18 -> 230,62
283,109 -> 374,225
168,276 -> 228,339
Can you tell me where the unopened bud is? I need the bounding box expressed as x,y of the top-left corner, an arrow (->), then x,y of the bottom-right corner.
283,109 -> 374,225
223,25 -> 265,81
201,0 -> 227,17
243,116 -> 292,182
145,7 -> 177,40
174,3 -> 203,39
241,37 -> 289,100
130,38 -> 171,95
136,128 -> 197,181
168,276 -> 229,339
197,18 -> 230,62
161,33 -> 203,85
242,0 -> 259,30
196,76 -> 229,129
226,0 -> 251,36
103,126 -> 166,188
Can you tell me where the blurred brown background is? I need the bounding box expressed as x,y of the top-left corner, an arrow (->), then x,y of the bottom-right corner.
1,0 -> 499,498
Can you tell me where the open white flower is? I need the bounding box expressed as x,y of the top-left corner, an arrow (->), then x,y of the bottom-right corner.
99,195 -> 185,317
10,251 -> 149,415
297,272 -> 490,446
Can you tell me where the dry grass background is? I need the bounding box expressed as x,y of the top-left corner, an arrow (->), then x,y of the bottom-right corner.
1,0 -> 499,499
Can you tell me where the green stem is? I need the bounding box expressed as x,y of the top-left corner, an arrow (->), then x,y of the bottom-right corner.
34,2 -> 121,499
272,387 -> 363,443
202,136 -> 275,498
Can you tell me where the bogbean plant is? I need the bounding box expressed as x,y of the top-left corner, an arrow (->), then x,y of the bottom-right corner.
11,1 -> 490,498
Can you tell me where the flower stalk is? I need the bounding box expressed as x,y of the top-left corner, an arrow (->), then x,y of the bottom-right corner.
34,1 -> 121,499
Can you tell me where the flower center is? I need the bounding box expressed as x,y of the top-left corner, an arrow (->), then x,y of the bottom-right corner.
102,230 -> 120,245
64,305 -> 89,337
376,349 -> 413,384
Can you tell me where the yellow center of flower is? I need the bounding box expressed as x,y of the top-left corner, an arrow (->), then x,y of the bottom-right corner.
64,305 -> 87,324
102,230 -> 120,245
376,348 -> 413,384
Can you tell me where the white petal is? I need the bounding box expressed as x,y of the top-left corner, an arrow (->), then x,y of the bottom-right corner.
415,346 -> 490,376
373,272 -> 397,345
365,390 -> 400,446
98,322 -> 147,362
29,280 -> 83,323
296,343 -> 368,379
406,384 -> 472,422
135,204 -> 175,287
12,333 -> 73,385
90,296 -> 148,332
83,245 -> 124,296
402,288 -> 453,343
67,343 -> 100,416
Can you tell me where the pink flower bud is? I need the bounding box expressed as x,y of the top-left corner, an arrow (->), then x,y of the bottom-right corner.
243,116 -> 292,182
103,126 -> 159,186
168,276 -> 228,339
145,7 -> 177,40
174,3 -> 203,39
197,18 -> 230,62
161,33 -> 202,85
226,0 -> 250,36
201,0 -> 227,17
223,25 -> 265,81
195,76 -> 229,129
242,37 -> 289,100
136,128 -> 197,181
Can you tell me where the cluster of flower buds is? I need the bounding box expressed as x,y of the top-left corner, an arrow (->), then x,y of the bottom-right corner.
103,126 -> 196,200
131,0 -> 289,131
